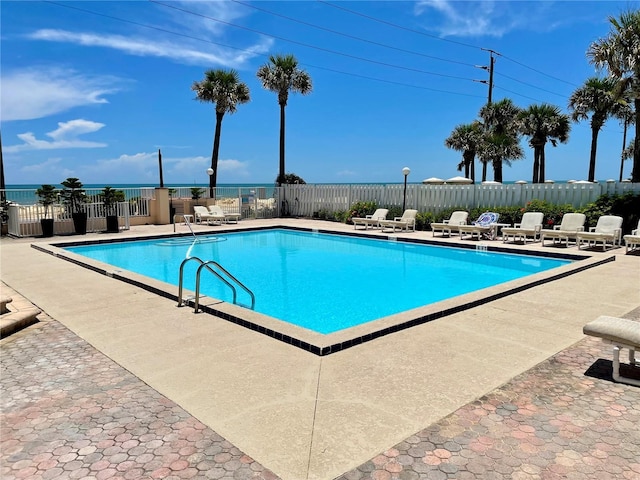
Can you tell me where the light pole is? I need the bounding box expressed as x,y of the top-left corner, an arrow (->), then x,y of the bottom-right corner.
206,167 -> 214,199
402,166 -> 410,211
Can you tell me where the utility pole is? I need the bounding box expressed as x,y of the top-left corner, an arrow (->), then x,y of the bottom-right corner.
474,48 -> 497,104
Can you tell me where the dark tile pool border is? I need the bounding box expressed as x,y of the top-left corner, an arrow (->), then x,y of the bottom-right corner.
33,226 -> 614,356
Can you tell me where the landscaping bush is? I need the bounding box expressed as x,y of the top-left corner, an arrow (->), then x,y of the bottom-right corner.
347,201 -> 377,223
578,193 -> 640,233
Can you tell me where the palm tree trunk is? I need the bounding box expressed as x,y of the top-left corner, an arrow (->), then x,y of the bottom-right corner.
539,146 -> 546,183
588,125 -> 599,182
633,98 -> 640,182
278,102 -> 286,186
532,148 -> 540,184
210,111 -> 224,196
470,156 -> 476,183
481,160 -> 487,182
493,159 -> 502,183
620,118 -> 628,182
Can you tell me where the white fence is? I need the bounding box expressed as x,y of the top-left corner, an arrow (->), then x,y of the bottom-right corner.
280,182 -> 640,216
7,202 -> 131,237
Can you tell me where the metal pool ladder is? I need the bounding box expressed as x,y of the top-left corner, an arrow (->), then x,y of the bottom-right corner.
177,257 -> 255,312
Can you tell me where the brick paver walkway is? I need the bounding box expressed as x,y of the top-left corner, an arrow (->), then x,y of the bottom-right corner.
2,300 -> 639,479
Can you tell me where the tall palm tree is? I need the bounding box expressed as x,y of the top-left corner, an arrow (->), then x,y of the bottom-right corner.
256,54 -> 312,186
478,98 -> 522,182
517,104 -> 571,183
613,101 -> 635,181
444,122 -> 482,182
568,77 -> 620,182
192,69 -> 250,195
588,9 -> 640,182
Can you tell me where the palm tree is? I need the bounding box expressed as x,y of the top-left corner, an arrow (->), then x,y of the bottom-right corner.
613,102 -> 635,181
192,69 -> 250,195
256,54 -> 312,186
478,98 -> 522,182
444,122 -> 482,183
517,104 -> 571,183
588,9 -> 640,182
568,77 -> 620,182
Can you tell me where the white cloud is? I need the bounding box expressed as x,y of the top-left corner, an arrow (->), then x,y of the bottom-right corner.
0,67 -> 120,121
29,29 -> 271,67
4,119 -> 107,153
414,0 -> 539,38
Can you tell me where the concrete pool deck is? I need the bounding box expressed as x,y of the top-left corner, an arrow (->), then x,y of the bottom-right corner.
1,219 -> 639,479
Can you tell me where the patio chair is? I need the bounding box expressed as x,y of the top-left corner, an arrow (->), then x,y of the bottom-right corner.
209,205 -> 241,224
541,213 -> 586,247
193,205 -> 222,225
623,219 -> 640,254
352,208 -> 388,230
502,212 -> 544,244
430,211 -> 468,237
380,209 -> 417,232
576,215 -> 623,251
458,212 -> 500,241
583,315 -> 640,387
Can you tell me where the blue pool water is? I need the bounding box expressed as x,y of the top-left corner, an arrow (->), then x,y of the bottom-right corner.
66,230 -> 570,334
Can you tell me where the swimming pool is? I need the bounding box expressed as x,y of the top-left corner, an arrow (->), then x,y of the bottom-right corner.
64,229 -> 571,334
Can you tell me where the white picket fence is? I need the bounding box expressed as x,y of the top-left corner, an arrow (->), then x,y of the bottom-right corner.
279,182 -> 640,216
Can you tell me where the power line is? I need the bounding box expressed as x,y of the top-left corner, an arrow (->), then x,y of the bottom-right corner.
149,0 -> 477,83
231,0 -> 476,68
41,0 -> 483,99
317,0 -> 483,50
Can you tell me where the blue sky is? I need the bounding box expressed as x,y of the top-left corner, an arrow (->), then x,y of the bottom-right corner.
1,0 -> 637,186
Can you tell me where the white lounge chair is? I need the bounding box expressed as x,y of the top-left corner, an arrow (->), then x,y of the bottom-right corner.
541,213 -> 586,247
502,212 -> 544,244
576,215 -> 623,251
352,208 -> 388,230
431,211 -> 468,237
583,316 -> 640,387
193,205 -> 222,225
380,209 -> 417,232
209,205 -> 241,224
458,212 -> 500,240
623,219 -> 640,254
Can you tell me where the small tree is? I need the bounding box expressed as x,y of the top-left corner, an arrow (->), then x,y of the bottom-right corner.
278,173 -> 306,184
36,184 -> 58,219
190,187 -> 205,204
100,186 -> 125,216
60,177 -> 87,214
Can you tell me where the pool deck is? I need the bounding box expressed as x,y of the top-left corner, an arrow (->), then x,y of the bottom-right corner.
1,219 -> 639,480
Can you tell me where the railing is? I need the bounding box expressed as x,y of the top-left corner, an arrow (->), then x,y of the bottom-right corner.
177,256 -> 255,312
280,182 -> 640,215
7,202 -> 131,237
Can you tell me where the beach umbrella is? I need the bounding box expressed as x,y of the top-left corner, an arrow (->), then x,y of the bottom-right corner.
422,177 -> 445,184
515,180 -> 528,184
544,179 -> 555,183
445,176 -> 473,184
481,180 -> 501,185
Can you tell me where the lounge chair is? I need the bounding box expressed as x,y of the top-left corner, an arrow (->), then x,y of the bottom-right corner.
193,205 -> 222,225
502,212 -> 544,244
458,212 -> 500,240
352,208 -> 388,230
541,213 -> 586,247
576,215 -> 623,251
623,219 -> 640,254
430,211 -> 469,237
208,205 -> 241,224
380,209 -> 417,232
583,316 -> 640,387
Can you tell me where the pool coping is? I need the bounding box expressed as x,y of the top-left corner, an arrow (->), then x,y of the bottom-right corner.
32,225 -> 614,356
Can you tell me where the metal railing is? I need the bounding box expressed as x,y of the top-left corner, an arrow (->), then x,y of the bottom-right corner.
177,256 -> 255,312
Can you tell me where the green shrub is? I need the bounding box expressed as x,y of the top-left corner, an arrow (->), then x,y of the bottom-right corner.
347,201 -> 377,223
578,193 -> 640,233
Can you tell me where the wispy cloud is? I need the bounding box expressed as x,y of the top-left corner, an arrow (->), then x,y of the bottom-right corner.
28,29 -> 271,67
1,67 -> 120,121
414,0 -> 552,38
4,119 -> 107,153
